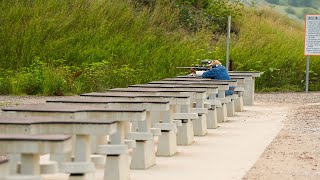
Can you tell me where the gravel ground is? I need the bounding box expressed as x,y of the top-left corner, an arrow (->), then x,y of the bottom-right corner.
1,92 -> 320,179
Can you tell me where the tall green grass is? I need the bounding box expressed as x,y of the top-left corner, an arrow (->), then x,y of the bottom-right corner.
0,0 -> 319,95
0,0 -> 214,95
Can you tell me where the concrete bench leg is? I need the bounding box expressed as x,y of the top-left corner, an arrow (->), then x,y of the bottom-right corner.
20,154 -> 40,175
98,145 -> 130,180
0,159 -> 9,180
126,132 -> 156,170
69,173 -> 95,180
90,135 -> 108,168
130,140 -> 156,169
8,153 -> 20,174
177,120 -> 194,146
217,103 -> 227,123
60,162 -> 95,180
243,79 -> 254,106
105,154 -> 129,180
63,134 -> 95,180
193,114 -> 207,136
110,122 -> 129,144
235,96 -> 244,112
226,100 -> 235,117
206,108 -> 218,129
157,130 -> 177,156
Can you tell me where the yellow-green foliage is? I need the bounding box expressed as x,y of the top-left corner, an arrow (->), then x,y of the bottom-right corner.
0,0 -> 319,95
0,0 -> 214,95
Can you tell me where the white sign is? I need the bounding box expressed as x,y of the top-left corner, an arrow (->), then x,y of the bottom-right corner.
305,14 -> 320,56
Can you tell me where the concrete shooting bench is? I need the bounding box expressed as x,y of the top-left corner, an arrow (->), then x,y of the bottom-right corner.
175,75 -> 246,112
46,97 -> 172,169
164,77 -> 242,116
0,134 -> 72,180
175,67 -> 260,105
2,103 -> 146,180
166,77 -> 240,112
80,92 -> 193,155
148,79 -> 235,122
0,115 -> 117,178
105,88 -> 208,146
228,71 -> 261,106
129,83 -> 219,130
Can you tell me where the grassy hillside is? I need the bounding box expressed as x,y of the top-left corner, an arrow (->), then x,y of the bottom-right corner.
0,0 -> 319,95
226,8 -> 320,91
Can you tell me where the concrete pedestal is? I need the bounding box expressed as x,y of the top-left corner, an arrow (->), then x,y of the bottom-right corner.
157,130 -> 177,156
193,114 -> 208,136
226,100 -> 235,117
130,140 -> 156,169
97,145 -> 129,180
126,132 -> 156,169
177,120 -> 194,146
217,103 -> 228,123
235,95 -> 244,112
154,123 -> 177,157
206,108 -> 218,129
0,159 -> 9,180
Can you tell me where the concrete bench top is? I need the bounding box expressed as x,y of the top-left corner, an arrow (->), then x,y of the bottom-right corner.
172,76 -> 245,85
2,103 -> 147,123
109,88 -> 206,93
130,84 -> 219,90
80,93 -> 192,105
130,84 -> 219,89
165,77 -> 236,83
148,81 -> 230,90
80,92 -> 191,99
129,84 -> 219,94
229,75 -> 253,78
108,88 -> 207,101
0,134 -> 71,142
230,75 -> 253,81
46,97 -> 170,104
228,71 -> 261,77
47,97 -> 171,112
2,103 -> 146,113
0,116 -> 117,125
151,79 -> 231,86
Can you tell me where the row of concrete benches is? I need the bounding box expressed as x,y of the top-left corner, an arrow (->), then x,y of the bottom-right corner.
0,71 -> 260,180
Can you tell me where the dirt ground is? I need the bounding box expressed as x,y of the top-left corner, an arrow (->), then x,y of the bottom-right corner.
243,92 -> 320,180
1,92 -> 320,180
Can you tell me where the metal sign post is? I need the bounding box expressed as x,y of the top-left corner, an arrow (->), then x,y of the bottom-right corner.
304,14 -> 320,93
226,16 -> 231,71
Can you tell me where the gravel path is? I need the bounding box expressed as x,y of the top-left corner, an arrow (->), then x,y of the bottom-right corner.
243,92 -> 320,180
1,92 -> 320,179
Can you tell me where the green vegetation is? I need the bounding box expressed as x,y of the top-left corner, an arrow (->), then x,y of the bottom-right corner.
226,8 -> 320,91
0,0 -> 319,95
